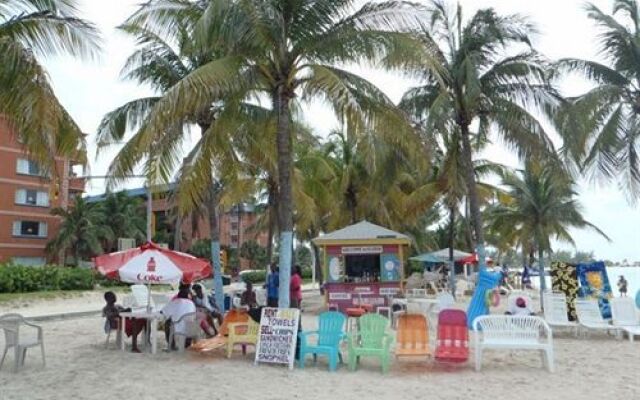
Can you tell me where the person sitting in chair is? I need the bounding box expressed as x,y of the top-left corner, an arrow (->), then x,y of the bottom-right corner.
506,297 -> 534,316
161,287 -> 215,349
192,283 -> 223,332
240,281 -> 259,309
102,291 -> 146,353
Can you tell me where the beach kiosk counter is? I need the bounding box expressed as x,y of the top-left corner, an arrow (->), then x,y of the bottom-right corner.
313,221 -> 411,312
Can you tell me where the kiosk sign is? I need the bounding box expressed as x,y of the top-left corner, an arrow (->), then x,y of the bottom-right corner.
255,307 -> 300,370
341,246 -> 383,254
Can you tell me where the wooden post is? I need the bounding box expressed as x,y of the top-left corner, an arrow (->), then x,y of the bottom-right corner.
398,244 -> 405,292
322,245 -> 327,307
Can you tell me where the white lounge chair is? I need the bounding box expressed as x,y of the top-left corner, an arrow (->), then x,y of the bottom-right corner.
473,315 -> 554,372
428,292 -> 456,331
0,313 -> 45,372
542,291 -> 579,336
610,297 -> 640,342
575,299 -> 620,338
408,288 -> 427,298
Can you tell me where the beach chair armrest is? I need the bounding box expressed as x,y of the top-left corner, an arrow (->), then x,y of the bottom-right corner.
346,332 -> 360,347
24,320 -> 43,340
228,322 -> 249,334
382,333 -> 394,350
298,331 -> 318,345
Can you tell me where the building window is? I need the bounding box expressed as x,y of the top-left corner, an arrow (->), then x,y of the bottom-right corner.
12,220 -> 48,238
15,189 -> 49,207
16,158 -> 45,176
231,222 -> 238,230
12,257 -> 46,267
231,234 -> 239,243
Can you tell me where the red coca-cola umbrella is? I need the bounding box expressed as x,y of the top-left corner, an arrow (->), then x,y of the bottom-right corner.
458,253 -> 493,265
94,242 -> 212,285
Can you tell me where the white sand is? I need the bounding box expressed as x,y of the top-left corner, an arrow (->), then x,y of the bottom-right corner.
1,293 -> 639,400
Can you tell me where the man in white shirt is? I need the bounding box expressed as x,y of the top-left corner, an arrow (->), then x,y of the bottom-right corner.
161,288 -> 196,348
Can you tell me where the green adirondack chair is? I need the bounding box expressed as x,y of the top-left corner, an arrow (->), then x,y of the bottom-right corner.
347,313 -> 393,373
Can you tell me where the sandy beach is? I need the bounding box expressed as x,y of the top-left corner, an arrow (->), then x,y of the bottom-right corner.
1,291 -> 638,400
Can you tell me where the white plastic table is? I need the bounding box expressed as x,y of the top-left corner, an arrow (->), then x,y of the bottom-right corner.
120,311 -> 164,354
394,298 -> 439,314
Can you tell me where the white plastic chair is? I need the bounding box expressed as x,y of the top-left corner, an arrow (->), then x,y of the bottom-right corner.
104,319 -> 122,349
0,314 -> 45,372
473,315 -> 554,372
168,312 -> 201,352
131,284 -> 152,310
610,297 -> 640,342
542,291 -> 579,336
575,299 -> 620,338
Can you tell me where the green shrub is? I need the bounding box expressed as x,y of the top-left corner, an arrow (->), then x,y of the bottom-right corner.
301,266 -> 313,279
0,263 -> 96,293
240,270 -> 267,284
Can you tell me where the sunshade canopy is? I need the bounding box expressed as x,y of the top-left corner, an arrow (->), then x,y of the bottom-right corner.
94,242 -> 212,284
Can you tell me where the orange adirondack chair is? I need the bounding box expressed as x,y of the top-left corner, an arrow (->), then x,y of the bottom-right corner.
395,314 -> 430,359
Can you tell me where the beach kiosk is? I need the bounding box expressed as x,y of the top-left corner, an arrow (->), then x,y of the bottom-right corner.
313,221 -> 411,312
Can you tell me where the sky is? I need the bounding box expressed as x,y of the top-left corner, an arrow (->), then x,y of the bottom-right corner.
39,0 -> 639,261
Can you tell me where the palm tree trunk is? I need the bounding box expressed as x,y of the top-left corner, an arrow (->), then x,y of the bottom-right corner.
311,241 -> 324,291
537,243 -> 547,308
460,125 -> 487,269
266,210 -> 274,263
275,88 -> 294,308
448,206 -> 456,297
347,185 -> 357,224
266,179 -> 277,264
207,187 -> 224,312
173,213 -> 182,251
74,246 -> 81,267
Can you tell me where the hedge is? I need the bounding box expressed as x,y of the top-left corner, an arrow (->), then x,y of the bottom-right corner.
240,266 -> 313,285
0,264 -> 97,293
240,270 -> 267,284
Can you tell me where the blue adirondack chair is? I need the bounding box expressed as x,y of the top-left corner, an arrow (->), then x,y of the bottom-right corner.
298,311 -> 346,371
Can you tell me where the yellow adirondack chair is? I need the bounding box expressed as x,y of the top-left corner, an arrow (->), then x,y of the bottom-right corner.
226,320 -> 259,358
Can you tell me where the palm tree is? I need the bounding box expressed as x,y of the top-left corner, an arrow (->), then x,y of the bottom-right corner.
556,0 -> 640,200
487,162 -> 609,299
400,0 -> 560,269
98,2 -> 244,310
130,0 -> 428,306
46,198 -> 112,265
102,192 -> 146,251
322,128 -> 435,232
0,0 -> 99,174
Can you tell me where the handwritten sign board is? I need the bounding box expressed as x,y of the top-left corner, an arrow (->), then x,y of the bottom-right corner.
254,307 -> 300,370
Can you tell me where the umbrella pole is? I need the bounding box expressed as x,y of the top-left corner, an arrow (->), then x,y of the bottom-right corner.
146,281 -> 152,351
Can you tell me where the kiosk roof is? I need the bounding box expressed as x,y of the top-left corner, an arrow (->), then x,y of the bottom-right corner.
313,220 -> 411,244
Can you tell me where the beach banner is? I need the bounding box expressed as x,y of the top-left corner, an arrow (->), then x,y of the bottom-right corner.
577,262 -> 613,319
255,307 -> 300,370
466,269 -> 501,329
550,262 -> 579,321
